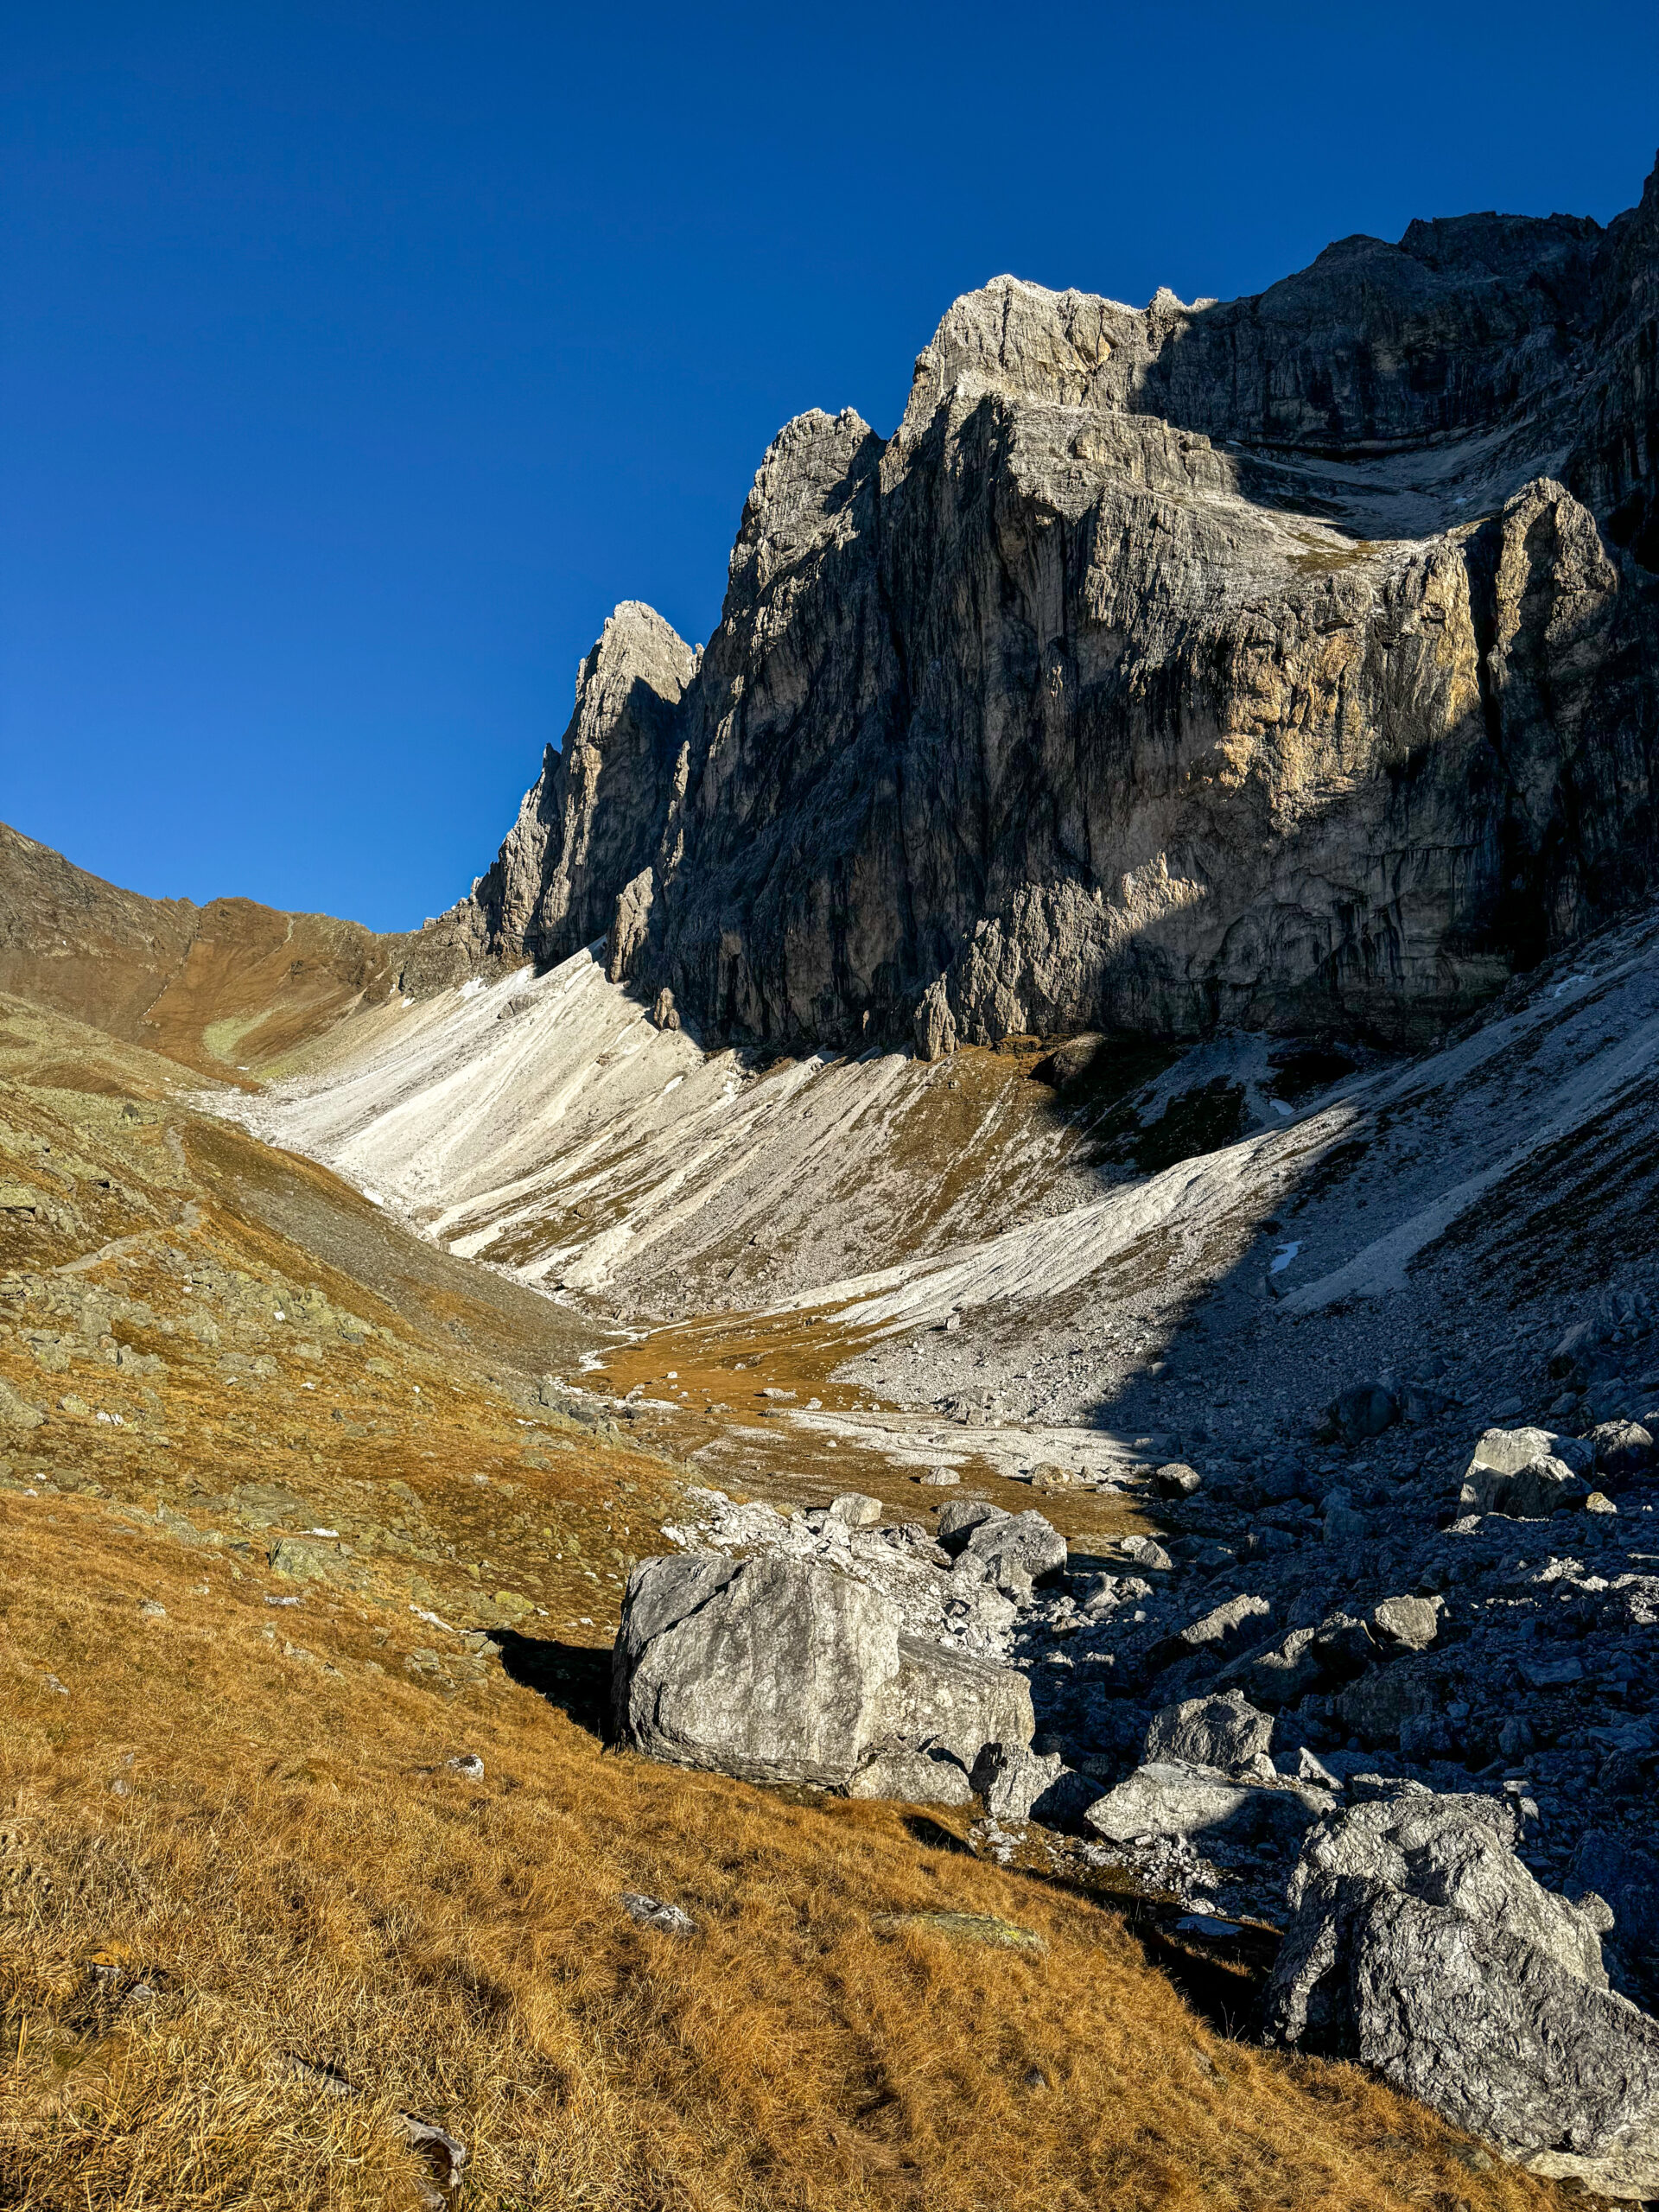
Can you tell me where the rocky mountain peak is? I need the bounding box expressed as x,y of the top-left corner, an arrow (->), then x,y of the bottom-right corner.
429,154 -> 1659,1059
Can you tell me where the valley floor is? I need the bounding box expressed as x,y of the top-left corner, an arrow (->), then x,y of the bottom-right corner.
3,902 -> 1657,2204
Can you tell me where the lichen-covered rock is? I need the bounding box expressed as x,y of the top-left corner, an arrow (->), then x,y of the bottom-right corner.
1264,1787 -> 1659,2199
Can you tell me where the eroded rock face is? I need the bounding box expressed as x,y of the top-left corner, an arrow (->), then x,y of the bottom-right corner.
1264,1787 -> 1659,2200
611,1551 -> 1033,1801
440,158 -> 1659,1052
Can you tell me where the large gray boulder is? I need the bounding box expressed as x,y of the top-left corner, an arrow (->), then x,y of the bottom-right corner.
613,1553 -> 1033,1802
1084,1758 -> 1325,1847
1144,1689 -> 1273,1776
961,1508 -> 1068,1588
1264,1787 -> 1659,2199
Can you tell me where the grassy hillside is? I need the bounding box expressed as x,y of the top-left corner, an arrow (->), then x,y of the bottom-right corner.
0,821 -> 418,1081
0,991 -> 1576,2209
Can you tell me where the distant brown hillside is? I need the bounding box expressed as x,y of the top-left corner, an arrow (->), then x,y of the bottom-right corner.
0,819 -> 414,1081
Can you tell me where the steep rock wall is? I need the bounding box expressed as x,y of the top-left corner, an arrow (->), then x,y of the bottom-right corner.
435,156 -> 1659,1052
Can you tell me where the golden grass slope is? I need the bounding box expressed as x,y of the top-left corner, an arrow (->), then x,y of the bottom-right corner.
0,988 -> 1583,2209
2,1486 -> 1567,2212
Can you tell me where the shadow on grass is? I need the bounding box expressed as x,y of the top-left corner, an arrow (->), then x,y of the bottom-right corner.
1011,1853 -> 1280,2038
903,1814 -> 977,1856
493,1629 -> 611,1738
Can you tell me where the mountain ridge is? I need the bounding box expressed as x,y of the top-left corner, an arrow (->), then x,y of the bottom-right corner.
0,817 -> 416,1080
422,154 -> 1659,1060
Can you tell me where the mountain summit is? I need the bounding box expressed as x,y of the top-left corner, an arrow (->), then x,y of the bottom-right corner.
429,156 -> 1659,1054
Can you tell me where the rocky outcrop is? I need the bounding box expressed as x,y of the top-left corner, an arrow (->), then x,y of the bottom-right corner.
434,156 -> 1659,1058
1264,1786 -> 1659,2200
611,1551 -> 1033,1802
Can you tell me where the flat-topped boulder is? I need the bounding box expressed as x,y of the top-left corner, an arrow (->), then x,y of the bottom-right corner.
613,1552 -> 1033,1803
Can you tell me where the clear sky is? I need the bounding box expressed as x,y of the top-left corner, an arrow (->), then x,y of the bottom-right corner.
5,3 -> 1657,931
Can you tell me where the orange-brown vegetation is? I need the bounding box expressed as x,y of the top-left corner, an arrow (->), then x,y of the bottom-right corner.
1,1485 -> 1567,2212
0,822 -> 410,1081
0,987 -> 1587,2210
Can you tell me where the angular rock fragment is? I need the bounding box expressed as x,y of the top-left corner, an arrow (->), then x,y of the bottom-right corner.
961,1508 -> 1067,1587
1144,1689 -> 1273,1776
1085,1758 -> 1325,1847
1319,1385 -> 1398,1446
1152,1461 -> 1202,1498
1264,1788 -> 1659,2200
621,1891 -> 696,1936
935,1498 -> 1006,1552
1117,1533 -> 1173,1573
1460,1447 -> 1588,1518
1157,1592 -> 1273,1670
1370,1595 -> 1442,1652
970,1740 -> 1067,1822
828,1492 -> 882,1529
1591,1421 -> 1654,1479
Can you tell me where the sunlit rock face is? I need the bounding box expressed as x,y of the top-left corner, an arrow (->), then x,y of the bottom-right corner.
441,156 -> 1659,1054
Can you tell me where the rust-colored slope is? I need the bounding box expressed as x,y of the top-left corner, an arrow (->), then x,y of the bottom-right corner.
0,820 -> 412,1081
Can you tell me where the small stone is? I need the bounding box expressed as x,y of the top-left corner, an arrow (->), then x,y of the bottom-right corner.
621,1890 -> 696,1936
1118,1532 -> 1173,1573
828,1492 -> 882,1528
1370,1594 -> 1441,1650
1153,1461 -> 1202,1498
918,1466 -> 961,1486
392,2113 -> 468,2209
1586,1490 -> 1618,1515
138,1599 -> 167,1620
444,1753 -> 485,1780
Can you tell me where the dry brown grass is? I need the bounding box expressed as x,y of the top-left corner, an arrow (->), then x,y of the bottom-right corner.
0,988 -> 1585,2211
0,1491 -> 1572,2212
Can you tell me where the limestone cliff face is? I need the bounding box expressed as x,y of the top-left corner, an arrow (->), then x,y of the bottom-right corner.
438,157 -> 1659,1051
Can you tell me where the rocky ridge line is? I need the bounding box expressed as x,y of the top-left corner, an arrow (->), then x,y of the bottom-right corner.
426,156 -> 1659,1058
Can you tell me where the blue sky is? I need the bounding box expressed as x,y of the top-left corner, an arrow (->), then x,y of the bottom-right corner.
4,3 -> 1657,930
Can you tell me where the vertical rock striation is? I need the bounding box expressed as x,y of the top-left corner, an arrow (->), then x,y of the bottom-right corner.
433,156 -> 1659,1053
